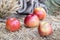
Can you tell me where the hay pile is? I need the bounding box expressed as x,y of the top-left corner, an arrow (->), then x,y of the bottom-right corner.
0,14 -> 60,40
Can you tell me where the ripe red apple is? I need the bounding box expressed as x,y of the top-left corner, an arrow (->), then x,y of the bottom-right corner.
38,21 -> 53,36
24,14 -> 40,28
6,18 -> 21,32
33,7 -> 46,20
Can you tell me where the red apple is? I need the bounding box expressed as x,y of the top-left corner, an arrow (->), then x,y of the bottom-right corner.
6,18 -> 21,32
24,14 -> 40,28
33,7 -> 46,20
38,21 -> 53,36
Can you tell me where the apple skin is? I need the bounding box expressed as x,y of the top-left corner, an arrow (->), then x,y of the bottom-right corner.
24,14 -> 40,28
38,21 -> 53,36
6,18 -> 21,32
33,7 -> 46,20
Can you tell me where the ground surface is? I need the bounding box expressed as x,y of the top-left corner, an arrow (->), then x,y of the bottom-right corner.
0,14 -> 60,40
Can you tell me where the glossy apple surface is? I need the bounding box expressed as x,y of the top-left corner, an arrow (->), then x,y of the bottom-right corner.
24,14 -> 40,28
33,7 -> 46,20
38,21 -> 53,36
6,18 -> 20,32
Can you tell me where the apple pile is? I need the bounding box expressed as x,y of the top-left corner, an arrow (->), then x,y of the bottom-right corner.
24,7 -> 53,36
5,7 -> 53,37
6,18 -> 21,32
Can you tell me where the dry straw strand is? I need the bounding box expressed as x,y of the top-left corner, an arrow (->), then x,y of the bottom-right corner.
0,0 -> 21,18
